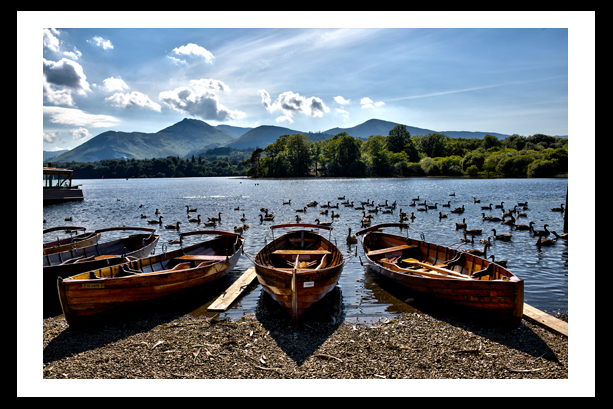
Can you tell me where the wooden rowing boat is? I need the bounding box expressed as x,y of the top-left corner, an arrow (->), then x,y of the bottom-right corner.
57,230 -> 244,327
355,223 -> 524,327
252,223 -> 345,323
43,226 -> 100,257
43,226 -> 160,314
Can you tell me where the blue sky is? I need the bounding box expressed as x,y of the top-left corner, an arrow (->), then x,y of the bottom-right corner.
24,12 -> 593,152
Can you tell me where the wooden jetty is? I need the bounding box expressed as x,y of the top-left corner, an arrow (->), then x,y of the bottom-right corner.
208,267 -> 257,311
522,303 -> 568,337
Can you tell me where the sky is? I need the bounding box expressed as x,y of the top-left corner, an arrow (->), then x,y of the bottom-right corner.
23,12 -> 593,152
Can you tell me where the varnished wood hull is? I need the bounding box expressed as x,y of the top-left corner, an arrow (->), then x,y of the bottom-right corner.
253,224 -> 345,322
43,231 -> 159,314
43,229 -> 100,258
57,231 -> 244,327
357,224 -> 524,327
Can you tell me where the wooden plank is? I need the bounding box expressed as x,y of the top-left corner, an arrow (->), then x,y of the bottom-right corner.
208,267 -> 257,311
272,250 -> 331,255
366,244 -> 417,257
522,303 -> 568,337
176,255 -> 227,261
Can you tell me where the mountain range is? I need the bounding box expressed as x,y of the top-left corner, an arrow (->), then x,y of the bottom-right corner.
47,118 -> 513,163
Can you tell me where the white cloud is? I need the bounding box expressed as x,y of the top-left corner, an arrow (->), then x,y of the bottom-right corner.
361,97 -> 385,109
101,77 -> 129,92
69,127 -> 92,141
88,36 -> 114,50
275,115 -> 293,124
334,96 -> 350,105
190,78 -> 230,93
106,91 -> 162,112
44,106 -> 120,128
43,58 -> 91,106
167,55 -> 187,65
159,81 -> 245,122
43,28 -> 60,52
43,58 -> 90,95
258,90 -> 330,122
43,131 -> 64,144
172,43 -> 214,64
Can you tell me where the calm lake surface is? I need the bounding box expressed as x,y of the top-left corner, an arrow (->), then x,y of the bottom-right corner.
43,177 -> 569,324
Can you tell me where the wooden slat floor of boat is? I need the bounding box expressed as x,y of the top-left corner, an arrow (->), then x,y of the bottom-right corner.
208,267 -> 257,311
522,303 -> 568,337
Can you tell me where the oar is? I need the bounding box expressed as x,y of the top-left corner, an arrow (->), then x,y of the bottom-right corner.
401,258 -> 471,279
380,260 -> 469,280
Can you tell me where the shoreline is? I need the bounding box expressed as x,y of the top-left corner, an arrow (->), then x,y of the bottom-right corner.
43,306 -> 568,385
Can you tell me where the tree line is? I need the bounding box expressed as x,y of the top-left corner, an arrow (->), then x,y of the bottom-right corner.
49,154 -> 248,179
49,125 -> 568,180
243,125 -> 568,178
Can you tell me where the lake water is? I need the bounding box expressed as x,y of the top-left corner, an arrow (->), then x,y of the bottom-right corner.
43,176 -> 569,324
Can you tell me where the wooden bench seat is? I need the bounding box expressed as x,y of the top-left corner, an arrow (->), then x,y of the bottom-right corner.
366,244 -> 417,257
176,254 -> 227,261
272,250 -> 331,255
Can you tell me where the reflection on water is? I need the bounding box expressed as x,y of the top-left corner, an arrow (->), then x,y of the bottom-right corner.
43,177 -> 569,324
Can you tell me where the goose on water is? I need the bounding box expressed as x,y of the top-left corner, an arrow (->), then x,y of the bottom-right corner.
551,204 -> 565,212
208,212 -> 222,222
315,218 -> 333,227
259,213 -> 274,222
465,227 -> 483,236
165,221 -> 181,230
489,255 -> 508,267
529,222 -> 550,237
347,227 -> 358,244
439,211 -> 448,219
552,231 -> 568,239
481,203 -> 493,210
186,205 -> 197,213
148,215 -> 163,224
464,244 -> 488,257
455,218 -> 467,230
240,213 -> 247,222
491,228 -> 512,241
189,215 -> 202,223
536,235 -> 557,246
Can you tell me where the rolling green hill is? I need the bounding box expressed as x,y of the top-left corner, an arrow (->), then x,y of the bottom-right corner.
50,117 -> 513,163
52,118 -> 236,162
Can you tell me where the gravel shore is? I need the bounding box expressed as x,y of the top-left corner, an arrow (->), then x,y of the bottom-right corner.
42,298 -> 569,392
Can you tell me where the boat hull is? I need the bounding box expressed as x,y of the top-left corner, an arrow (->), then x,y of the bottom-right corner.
253,224 -> 345,322
57,231 -> 244,327
357,224 -> 524,327
43,232 -> 159,314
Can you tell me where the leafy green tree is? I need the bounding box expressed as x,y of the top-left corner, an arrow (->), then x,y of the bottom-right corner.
415,133 -> 448,158
527,159 -> 556,178
285,134 -> 312,176
466,165 -> 480,176
462,151 -> 486,171
481,134 -> 501,150
542,147 -> 568,174
386,124 -> 410,153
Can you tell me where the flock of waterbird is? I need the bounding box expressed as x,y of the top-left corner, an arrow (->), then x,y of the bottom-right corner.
53,189 -> 567,270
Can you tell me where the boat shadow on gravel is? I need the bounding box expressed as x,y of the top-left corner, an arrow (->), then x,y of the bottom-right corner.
254,286 -> 345,366
43,273 -> 242,365
368,271 -> 565,365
